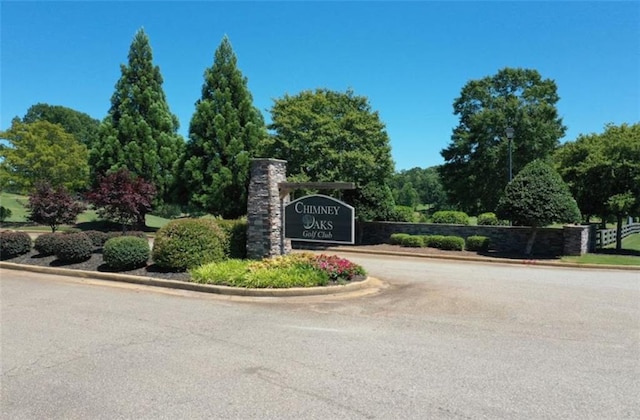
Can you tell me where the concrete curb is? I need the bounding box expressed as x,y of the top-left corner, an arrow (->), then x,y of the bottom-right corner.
322,247 -> 640,271
0,261 -> 380,297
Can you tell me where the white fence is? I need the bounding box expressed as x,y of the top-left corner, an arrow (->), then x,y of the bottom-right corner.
596,223 -> 640,248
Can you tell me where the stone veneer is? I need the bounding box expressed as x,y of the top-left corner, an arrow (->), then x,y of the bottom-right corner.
246,158 -> 291,259
357,222 -> 591,256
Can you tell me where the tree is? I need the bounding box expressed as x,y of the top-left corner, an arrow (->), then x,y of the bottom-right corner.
554,123 -> 640,229
86,169 -> 156,232
177,36 -> 266,218
440,68 -> 566,215
497,159 -> 581,255
607,192 -> 637,251
90,28 -> 183,204
396,182 -> 419,209
260,88 -> 396,220
22,103 -> 100,149
390,166 -> 448,211
0,119 -> 89,193
26,181 -> 86,232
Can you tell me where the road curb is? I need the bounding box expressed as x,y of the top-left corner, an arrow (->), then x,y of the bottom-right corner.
0,261 -> 380,297
321,247 -> 640,271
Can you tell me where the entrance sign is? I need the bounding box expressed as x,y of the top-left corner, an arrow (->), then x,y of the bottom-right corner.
284,194 -> 355,244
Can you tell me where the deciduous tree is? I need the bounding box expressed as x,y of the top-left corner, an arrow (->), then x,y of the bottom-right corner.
260,88 -> 395,220
90,28 -> 183,204
0,119 -> 89,192
177,36 -> 266,218
440,68 -> 566,214
86,169 -> 156,232
27,181 -> 86,232
22,103 -> 100,149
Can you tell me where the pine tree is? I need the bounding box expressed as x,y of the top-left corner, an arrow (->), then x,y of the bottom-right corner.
90,28 -> 184,204
178,36 -> 266,218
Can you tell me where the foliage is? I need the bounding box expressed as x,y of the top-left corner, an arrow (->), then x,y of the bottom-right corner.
607,191 -> 637,251
554,123 -> 640,225
90,28 -> 184,204
389,233 -> 411,245
392,206 -> 418,222
440,68 -> 566,214
152,218 -> 228,271
34,232 -> 64,256
343,182 -> 397,222
466,235 -> 491,251
431,210 -> 470,225
103,236 -> 150,270
151,204 -> 182,219
22,103 -> 100,149
477,212 -> 503,226
26,182 -> 86,232
211,218 -> 248,259
83,230 -> 110,248
439,236 -> 466,251
399,235 -> 424,247
423,235 -> 445,249
86,169 -> 156,231
105,230 -> 147,240
54,232 -> 93,263
0,206 -> 12,222
390,166 -> 448,211
395,182 -> 420,209
260,88 -> 395,219
191,253 -> 365,288
0,231 -> 32,259
177,36 -> 266,218
497,160 -> 581,227
0,119 -> 89,192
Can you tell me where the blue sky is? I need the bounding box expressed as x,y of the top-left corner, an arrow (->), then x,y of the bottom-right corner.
1,1 -> 638,171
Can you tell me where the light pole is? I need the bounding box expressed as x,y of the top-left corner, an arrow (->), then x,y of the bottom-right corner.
505,127 -> 514,182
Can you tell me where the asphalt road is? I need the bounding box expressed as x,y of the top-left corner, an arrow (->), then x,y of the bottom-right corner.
1,254 -> 639,419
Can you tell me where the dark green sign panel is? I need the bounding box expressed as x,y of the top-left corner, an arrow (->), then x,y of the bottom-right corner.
284,194 -> 355,244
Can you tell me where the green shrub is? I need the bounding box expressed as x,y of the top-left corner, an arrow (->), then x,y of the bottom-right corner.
103,236 -> 150,270
431,210 -> 470,225
55,232 -> 93,263
34,232 -> 64,256
0,231 -> 32,259
106,230 -> 147,240
213,218 -> 247,259
152,218 -> 228,271
0,206 -> 12,222
439,236 -> 465,251
152,204 -> 182,219
390,206 -> 417,222
477,212 -> 498,226
389,233 -> 411,245
399,235 -> 424,248
84,230 -> 110,248
423,235 -> 445,248
466,235 -> 491,252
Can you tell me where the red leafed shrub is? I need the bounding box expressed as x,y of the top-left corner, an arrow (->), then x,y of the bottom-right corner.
27,181 -> 86,232
86,169 -> 156,231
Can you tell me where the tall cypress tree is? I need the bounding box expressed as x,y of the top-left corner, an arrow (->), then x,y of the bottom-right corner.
178,36 -> 266,218
90,28 -> 183,204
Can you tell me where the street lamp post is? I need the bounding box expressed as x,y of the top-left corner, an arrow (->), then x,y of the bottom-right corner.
505,127 -> 514,182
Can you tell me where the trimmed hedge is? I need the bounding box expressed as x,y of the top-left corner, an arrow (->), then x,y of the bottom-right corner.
431,211 -> 470,225
213,218 -> 248,259
103,236 -> 150,270
423,235 -> 446,249
106,231 -> 147,241
55,232 -> 93,263
152,218 -> 228,271
400,235 -> 424,247
34,233 -> 64,256
0,231 -> 32,259
84,230 -> 110,248
439,236 -> 465,251
466,235 -> 491,251
389,233 -> 411,245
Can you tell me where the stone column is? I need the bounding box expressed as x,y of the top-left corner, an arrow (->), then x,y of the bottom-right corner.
246,158 -> 291,259
563,225 -> 590,256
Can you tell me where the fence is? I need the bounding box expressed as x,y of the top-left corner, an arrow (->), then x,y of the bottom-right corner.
595,223 -> 640,248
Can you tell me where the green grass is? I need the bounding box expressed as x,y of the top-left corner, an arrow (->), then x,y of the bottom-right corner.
562,234 -> 640,266
0,192 -> 169,231
606,233 -> 640,252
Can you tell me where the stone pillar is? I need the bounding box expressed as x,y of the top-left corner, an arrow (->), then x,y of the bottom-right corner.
246,158 -> 291,259
563,225 -> 590,256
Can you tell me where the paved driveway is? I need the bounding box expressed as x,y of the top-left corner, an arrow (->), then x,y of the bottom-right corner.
1,254 -> 638,419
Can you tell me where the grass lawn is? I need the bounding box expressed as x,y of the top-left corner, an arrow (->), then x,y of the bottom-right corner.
561,233 -> 640,266
1,192 -> 169,232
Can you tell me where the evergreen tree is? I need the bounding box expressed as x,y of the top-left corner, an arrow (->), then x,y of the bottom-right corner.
178,36 -> 266,218
90,28 -> 184,204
